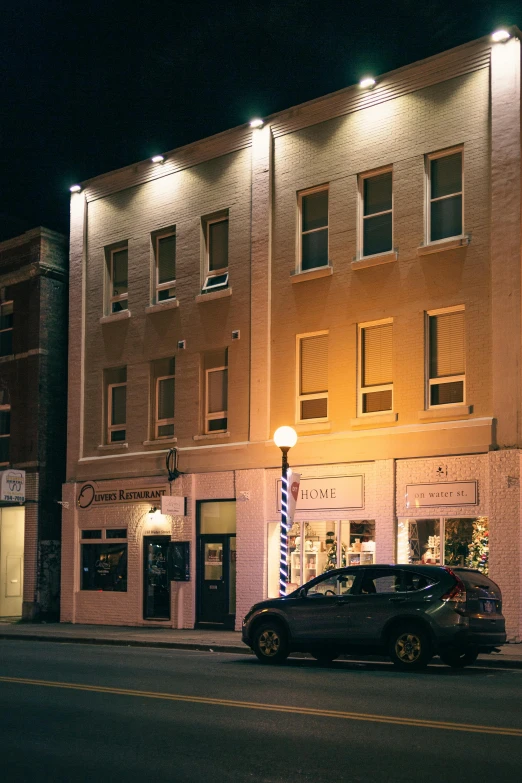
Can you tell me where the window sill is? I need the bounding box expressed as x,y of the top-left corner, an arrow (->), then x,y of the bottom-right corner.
418,405 -> 472,421
97,442 -> 129,451
100,310 -> 131,324
417,235 -> 470,256
146,300 -> 179,314
193,432 -> 231,441
351,250 -> 397,270
0,353 -> 15,364
143,438 -> 178,446
295,421 -> 331,434
291,265 -> 333,284
195,288 -> 232,303
351,412 -> 398,428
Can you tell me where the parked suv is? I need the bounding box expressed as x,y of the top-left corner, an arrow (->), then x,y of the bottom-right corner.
242,564 -> 506,669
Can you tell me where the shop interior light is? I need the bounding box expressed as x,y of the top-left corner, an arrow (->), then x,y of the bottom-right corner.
151,154 -> 165,163
491,29 -> 511,42
359,77 -> 376,89
250,118 -> 264,129
69,184 -> 81,193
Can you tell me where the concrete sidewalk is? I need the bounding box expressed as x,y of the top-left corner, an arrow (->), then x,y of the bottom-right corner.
1,620 -> 521,668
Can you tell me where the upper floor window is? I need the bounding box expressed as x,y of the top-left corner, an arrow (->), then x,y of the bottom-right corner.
297,332 -> 328,422
427,149 -> 463,243
0,301 -> 13,356
152,357 -> 175,439
427,307 -> 465,407
359,169 -> 393,257
0,400 -> 10,466
202,215 -> 229,293
105,366 -> 127,443
204,349 -> 228,433
154,231 -> 176,302
358,320 -> 393,415
107,246 -> 128,313
299,187 -> 329,271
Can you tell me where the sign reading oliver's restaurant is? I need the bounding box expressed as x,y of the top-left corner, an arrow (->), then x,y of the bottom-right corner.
277,475 -> 364,512
77,482 -> 169,509
406,481 -> 478,509
0,469 -> 25,503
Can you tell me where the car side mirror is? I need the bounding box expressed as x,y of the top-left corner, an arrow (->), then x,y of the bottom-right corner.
298,587 -> 307,599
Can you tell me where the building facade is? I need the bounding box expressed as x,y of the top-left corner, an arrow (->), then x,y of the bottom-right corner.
61,31 -> 522,640
0,227 -> 68,620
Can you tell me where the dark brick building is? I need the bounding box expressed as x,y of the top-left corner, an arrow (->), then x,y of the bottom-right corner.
0,227 -> 67,619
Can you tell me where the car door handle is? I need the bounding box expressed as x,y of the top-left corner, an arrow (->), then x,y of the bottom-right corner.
389,597 -> 407,603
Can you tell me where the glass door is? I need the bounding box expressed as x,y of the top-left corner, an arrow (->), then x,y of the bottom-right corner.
197,535 -> 236,627
143,536 -> 171,620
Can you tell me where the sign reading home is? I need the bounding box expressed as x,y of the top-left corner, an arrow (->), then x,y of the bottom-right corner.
277,475 -> 364,512
77,483 -> 168,509
406,481 -> 478,509
0,469 -> 25,503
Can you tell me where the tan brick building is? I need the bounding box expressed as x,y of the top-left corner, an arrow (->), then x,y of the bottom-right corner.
61,31 -> 522,640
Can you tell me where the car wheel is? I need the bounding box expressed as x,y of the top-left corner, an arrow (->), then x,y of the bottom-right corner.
252,621 -> 289,664
388,625 -> 432,670
439,648 -> 479,668
310,648 -> 340,664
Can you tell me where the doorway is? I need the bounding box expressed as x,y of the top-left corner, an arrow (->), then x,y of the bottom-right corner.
0,507 -> 25,618
143,536 -> 171,620
196,500 -> 236,628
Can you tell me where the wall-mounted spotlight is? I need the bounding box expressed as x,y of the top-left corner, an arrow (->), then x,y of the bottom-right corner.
491,29 -> 511,42
359,77 -> 376,89
250,118 -> 264,129
69,184 -> 82,193
149,506 -> 160,514
151,154 -> 165,163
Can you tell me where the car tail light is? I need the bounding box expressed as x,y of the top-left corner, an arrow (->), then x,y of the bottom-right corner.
441,569 -> 467,605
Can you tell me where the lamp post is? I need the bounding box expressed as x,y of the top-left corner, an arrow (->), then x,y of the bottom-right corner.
273,426 -> 298,597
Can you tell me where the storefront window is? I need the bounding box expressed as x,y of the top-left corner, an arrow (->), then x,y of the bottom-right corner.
397,517 -> 489,573
81,543 -> 127,591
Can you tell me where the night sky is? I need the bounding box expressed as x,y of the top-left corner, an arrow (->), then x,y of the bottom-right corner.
0,0 -> 519,242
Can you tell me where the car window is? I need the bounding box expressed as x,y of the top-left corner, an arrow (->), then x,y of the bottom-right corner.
307,572 -> 356,596
359,569 -> 401,595
399,572 -> 436,592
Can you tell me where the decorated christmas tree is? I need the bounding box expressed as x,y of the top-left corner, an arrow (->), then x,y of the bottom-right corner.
466,517 -> 489,574
325,539 -> 346,570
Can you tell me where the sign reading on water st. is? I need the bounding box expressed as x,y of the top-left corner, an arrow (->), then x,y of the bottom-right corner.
406,481 -> 478,508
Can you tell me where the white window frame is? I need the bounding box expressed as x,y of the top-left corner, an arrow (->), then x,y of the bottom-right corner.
425,146 -> 464,246
426,305 -> 465,409
155,373 -> 175,439
357,318 -> 393,417
154,231 -> 176,303
205,366 -> 228,434
0,300 -> 13,357
202,216 -> 229,293
296,330 -> 329,424
107,381 -> 127,443
108,246 -> 128,314
297,185 -> 329,273
358,167 -> 393,259
0,403 -> 10,466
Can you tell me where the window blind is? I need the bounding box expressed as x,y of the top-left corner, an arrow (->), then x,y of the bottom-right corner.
208,368 -> 227,413
362,323 -> 392,387
300,334 -> 328,395
430,311 -> 465,378
157,235 -> 176,283
158,377 -> 174,420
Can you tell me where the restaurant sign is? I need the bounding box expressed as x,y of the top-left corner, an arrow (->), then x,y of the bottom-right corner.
406,481 -> 478,509
77,482 -> 169,509
277,474 -> 364,512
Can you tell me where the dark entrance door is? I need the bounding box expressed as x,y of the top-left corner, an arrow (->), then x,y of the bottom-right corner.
197,534 -> 236,628
143,536 -> 171,620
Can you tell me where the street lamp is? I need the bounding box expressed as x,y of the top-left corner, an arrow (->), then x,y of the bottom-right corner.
273,426 -> 298,597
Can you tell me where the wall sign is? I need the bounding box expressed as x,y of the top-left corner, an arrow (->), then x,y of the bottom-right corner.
0,469 -> 25,503
77,482 -> 169,509
406,481 -> 478,508
277,474 -> 364,512
161,495 -> 186,516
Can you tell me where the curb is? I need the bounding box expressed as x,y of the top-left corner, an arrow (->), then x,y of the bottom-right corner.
1,632 -> 521,669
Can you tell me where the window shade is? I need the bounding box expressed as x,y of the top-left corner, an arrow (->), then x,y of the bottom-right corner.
111,385 -> 126,425
362,323 -> 392,387
208,369 -> 227,413
430,311 -> 465,378
158,235 -> 176,283
158,377 -> 174,419
300,334 -> 328,395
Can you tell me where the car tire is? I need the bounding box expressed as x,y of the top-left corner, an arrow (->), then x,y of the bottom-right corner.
388,625 -> 432,670
252,621 -> 289,664
310,648 -> 340,664
439,648 -> 479,668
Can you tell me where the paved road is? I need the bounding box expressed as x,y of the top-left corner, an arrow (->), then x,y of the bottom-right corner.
1,641 -> 522,782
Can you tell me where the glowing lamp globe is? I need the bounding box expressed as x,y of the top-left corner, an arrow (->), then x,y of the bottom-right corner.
273,426 -> 298,450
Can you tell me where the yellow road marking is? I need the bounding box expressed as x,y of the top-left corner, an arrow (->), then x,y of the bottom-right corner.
1,675 -> 521,737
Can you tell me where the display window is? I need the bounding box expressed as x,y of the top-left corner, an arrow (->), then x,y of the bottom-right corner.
267,519 -> 376,598
397,517 -> 489,573
80,528 -> 128,591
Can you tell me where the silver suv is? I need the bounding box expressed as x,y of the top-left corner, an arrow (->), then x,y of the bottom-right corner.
242,564 -> 506,669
